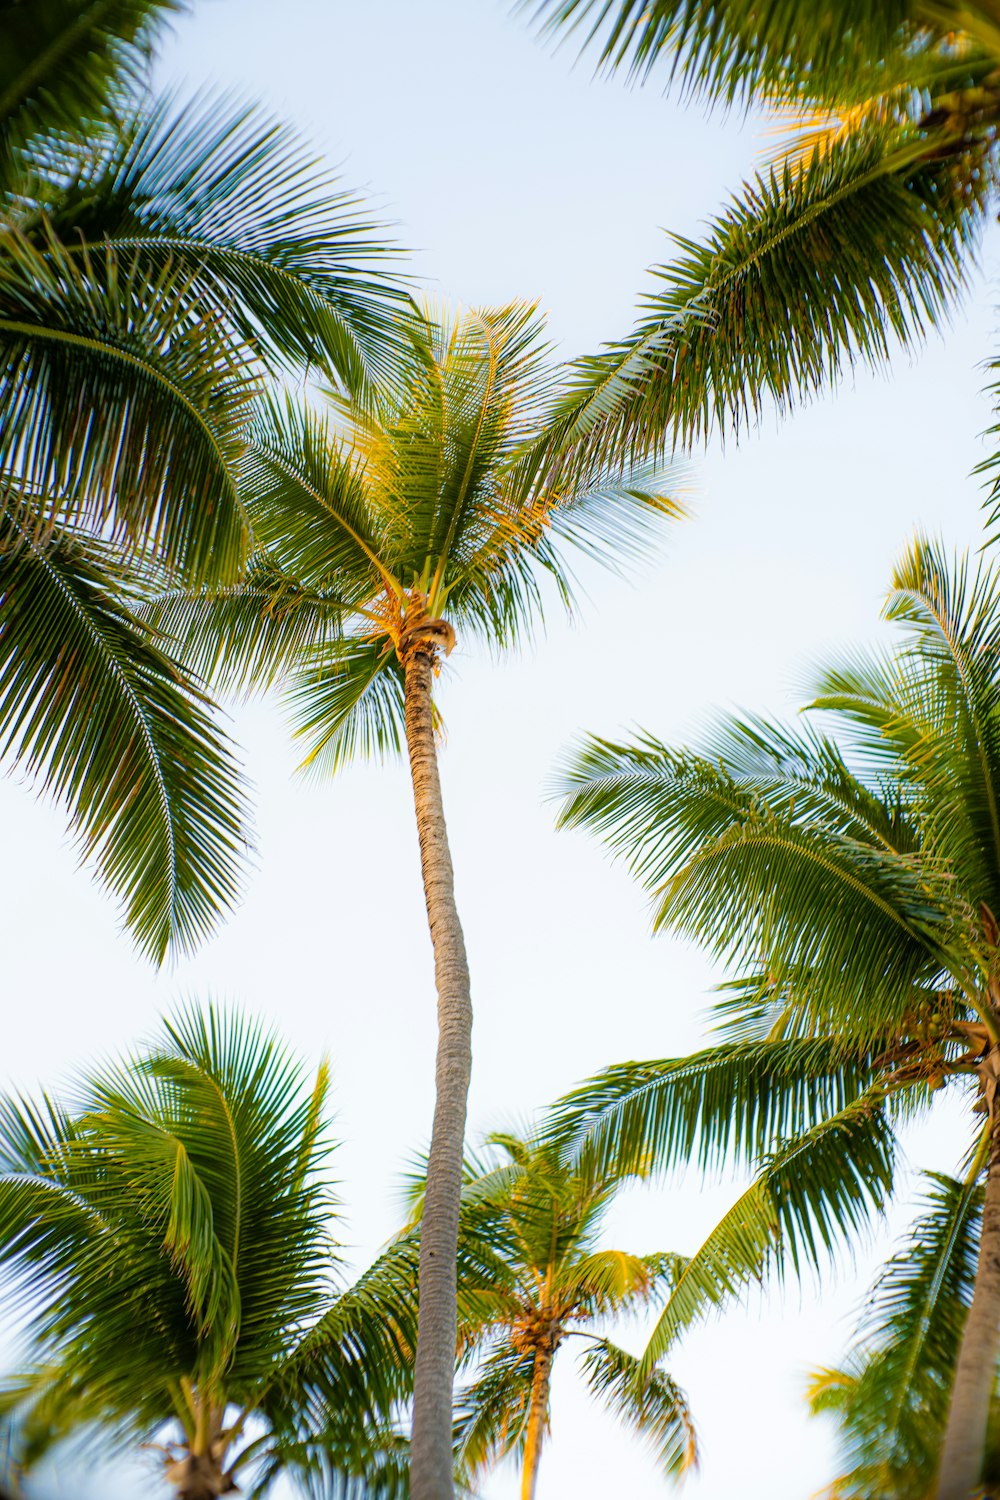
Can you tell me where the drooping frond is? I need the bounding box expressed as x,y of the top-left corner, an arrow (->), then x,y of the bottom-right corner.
0,498 -> 250,961
543,124 -> 988,471
452,1344 -> 536,1480
0,228 -> 254,585
640,1095 -> 896,1370
146,560 -> 348,698
555,726 -> 947,1030
580,1338 -> 698,1478
544,1037 -> 878,1181
30,95 -> 412,390
527,0 -> 924,106
289,639 -> 406,774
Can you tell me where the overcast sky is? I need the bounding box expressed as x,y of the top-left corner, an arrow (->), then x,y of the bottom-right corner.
4,2 -> 998,1496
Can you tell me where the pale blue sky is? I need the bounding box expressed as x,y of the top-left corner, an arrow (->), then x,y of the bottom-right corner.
4,3 -> 998,1496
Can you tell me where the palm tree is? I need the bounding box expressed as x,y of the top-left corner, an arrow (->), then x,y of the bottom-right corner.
0,8 -> 410,959
148,300 -> 682,1499
552,536 -> 1000,1500
0,1002 -> 426,1500
806,1173 -> 1000,1499
408,1130 -> 697,1500
526,1 -> 1000,478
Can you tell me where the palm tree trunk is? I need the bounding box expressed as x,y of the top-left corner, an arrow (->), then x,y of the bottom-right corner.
521,1344 -> 554,1500
937,1064 -> 1000,1500
404,645 -> 473,1500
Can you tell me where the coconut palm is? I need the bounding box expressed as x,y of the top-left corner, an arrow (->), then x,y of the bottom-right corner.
0,7 -> 410,959
0,1002 -> 429,1500
147,300 -> 681,1499
407,1130 -> 697,1500
806,1172 -> 1000,1499
552,535 -> 1000,1500
527,1 -> 1000,478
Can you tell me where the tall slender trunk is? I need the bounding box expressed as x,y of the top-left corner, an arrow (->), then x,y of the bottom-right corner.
937,1053 -> 1000,1500
404,645 -> 473,1500
520,1342 -> 554,1500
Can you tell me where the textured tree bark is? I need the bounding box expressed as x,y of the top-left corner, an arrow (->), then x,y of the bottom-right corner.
405,645 -> 473,1500
937,1056 -> 1000,1500
520,1343 -> 554,1500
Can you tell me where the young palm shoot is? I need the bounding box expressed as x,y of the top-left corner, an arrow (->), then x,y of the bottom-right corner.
0,1005 -> 424,1500
406,1130 -> 698,1500
554,537 -> 1000,1500
151,302 -> 682,1500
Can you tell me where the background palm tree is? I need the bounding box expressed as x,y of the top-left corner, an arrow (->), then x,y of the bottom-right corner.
552,536 -> 1000,1500
0,6 -> 411,959
148,299 -> 682,1499
0,1002 -> 424,1500
526,1 -> 1000,480
406,1129 -> 697,1500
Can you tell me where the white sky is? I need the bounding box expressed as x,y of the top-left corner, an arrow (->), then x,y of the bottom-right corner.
4,1 -> 998,1496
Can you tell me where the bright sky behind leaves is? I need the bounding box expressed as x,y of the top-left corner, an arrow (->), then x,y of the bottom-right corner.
3,1 -> 998,1495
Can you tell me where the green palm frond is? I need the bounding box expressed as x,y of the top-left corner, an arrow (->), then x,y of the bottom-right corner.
146,561 -> 348,698
452,1343 -> 536,1479
0,1005 -> 411,1488
641,1095 -> 896,1370
0,227 -> 255,585
240,394 -> 392,600
560,1248 -> 673,1313
544,1037 -> 878,1181
289,638 -> 406,774
528,0 -> 922,105
259,1432 -> 412,1500
555,727 -> 946,1030
0,498 -> 250,961
0,0 -> 183,162
28,95 -> 412,390
546,122 -> 987,471
580,1338 -> 697,1478
808,1171 -> 983,1499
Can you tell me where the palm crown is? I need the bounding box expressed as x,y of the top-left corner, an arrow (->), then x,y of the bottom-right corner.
407,1130 -> 697,1500
153,301 -> 679,763
0,1004 -> 424,1500
552,536 -> 1000,1498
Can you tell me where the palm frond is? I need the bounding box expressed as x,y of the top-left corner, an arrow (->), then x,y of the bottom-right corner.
0,498 -> 250,961
544,123 -> 987,471
0,227 -> 254,584
808,1170 -> 982,1498
0,1 -> 183,162
452,1343 -> 536,1479
146,560 -> 348,698
544,1037 -> 877,1181
641,1095 -> 896,1369
32,95 -> 412,390
289,638 -> 406,774
555,728 -> 945,1029
580,1338 -> 697,1478
527,0 -> 923,105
